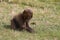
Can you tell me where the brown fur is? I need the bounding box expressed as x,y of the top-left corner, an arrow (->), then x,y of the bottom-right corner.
11,9 -> 34,33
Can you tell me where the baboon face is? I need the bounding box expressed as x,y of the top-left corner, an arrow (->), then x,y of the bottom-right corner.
23,9 -> 33,20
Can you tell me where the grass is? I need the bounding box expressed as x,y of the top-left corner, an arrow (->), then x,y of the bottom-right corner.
0,0 -> 60,40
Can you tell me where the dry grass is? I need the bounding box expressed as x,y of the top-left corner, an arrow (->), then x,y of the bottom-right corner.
0,0 -> 60,40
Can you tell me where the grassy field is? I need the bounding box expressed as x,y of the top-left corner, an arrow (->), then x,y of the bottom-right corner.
0,0 -> 60,40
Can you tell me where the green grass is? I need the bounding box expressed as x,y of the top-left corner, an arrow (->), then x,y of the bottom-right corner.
0,0 -> 60,40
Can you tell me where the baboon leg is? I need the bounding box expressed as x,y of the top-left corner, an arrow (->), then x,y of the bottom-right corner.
11,20 -> 16,30
19,27 -> 24,31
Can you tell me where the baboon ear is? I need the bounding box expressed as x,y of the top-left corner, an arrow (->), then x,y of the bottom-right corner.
23,9 -> 27,14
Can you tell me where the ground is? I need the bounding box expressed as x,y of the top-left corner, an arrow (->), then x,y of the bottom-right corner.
0,0 -> 60,40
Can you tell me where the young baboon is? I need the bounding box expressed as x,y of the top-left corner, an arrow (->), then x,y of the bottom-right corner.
11,9 -> 34,33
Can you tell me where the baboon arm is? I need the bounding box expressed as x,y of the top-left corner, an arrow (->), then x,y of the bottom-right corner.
26,22 -> 34,33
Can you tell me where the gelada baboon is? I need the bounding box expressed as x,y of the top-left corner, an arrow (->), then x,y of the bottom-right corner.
11,9 -> 34,33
